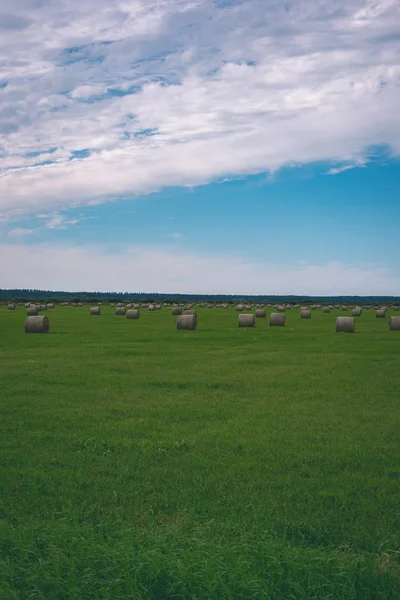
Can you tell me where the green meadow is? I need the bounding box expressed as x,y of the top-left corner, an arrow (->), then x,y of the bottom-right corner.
0,305 -> 399,599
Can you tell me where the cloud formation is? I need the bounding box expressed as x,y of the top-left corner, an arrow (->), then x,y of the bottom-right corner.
1,0 -> 400,219
1,242 -> 399,295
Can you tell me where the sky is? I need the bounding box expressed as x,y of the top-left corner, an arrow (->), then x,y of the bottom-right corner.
0,0 -> 399,295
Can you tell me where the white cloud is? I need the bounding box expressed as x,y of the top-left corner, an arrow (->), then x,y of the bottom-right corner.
6,228 -> 33,239
0,0 -> 400,219
1,242 -> 398,295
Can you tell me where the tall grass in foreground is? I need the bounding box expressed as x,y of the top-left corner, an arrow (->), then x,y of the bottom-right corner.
0,306 -> 399,598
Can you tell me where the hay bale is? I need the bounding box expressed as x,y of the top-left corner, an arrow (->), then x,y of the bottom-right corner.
115,307 -> 126,316
270,313 -> 285,326
126,303 -> 133,309
90,307 -> 101,315
177,315 -> 197,330
352,307 -> 362,317
172,307 -> 182,315
376,309 -> 386,318
323,307 -> 331,313
148,304 -> 155,311
155,304 -> 162,310
389,316 -> 400,330
236,304 -> 244,311
184,309 -> 197,316
255,309 -> 266,318
127,309 -> 140,319
300,309 -> 311,319
25,315 -> 50,334
7,304 -> 15,310
239,314 -> 255,327
116,303 -> 124,307
336,317 -> 355,333
341,306 -> 348,311
277,305 -> 285,312
26,306 -> 38,316
46,303 -> 55,309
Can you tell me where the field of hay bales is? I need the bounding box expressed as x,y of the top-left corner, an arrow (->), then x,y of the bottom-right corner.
1,304 -> 399,599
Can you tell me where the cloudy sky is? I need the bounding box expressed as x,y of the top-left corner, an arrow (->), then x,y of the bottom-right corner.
0,0 -> 399,294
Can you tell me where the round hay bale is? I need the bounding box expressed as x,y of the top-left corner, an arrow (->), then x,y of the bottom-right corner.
26,306 -> 38,316
177,315 -> 197,330
126,303 -> 133,309
277,305 -> 285,312
376,309 -> 386,318
115,307 -> 126,316
184,309 -> 197,316
389,316 -> 400,330
239,314 -> 255,327
46,303 -> 55,309
236,304 -> 244,311
300,309 -> 311,319
25,315 -> 50,334
336,317 -> 355,333
155,304 -> 162,310
270,313 -> 286,326
127,309 -> 140,319
172,307 -> 182,315
148,304 -> 155,311
90,307 -> 101,315
341,306 -> 348,311
323,307 -> 331,313
24,302 -> 31,308
352,307 -> 362,317
255,309 -> 266,318
7,304 -> 15,310
116,303 -> 124,307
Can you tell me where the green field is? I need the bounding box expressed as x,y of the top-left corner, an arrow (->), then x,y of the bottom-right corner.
1,305 -> 399,599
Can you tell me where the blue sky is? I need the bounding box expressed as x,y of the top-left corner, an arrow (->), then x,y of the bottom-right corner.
0,0 -> 399,294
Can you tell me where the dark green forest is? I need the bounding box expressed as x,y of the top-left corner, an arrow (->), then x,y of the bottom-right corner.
1,289 -> 398,304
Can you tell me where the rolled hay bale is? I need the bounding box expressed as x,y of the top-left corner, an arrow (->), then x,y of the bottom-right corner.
46,303 -> 54,309
172,307 -> 182,316
236,304 -> 244,311
352,307 -> 362,317
148,304 -> 155,311
184,309 -> 197,316
115,307 -> 126,316
8,304 -> 15,310
255,309 -> 266,318
24,302 -> 31,308
90,307 -> 101,315
25,315 -> 50,334
389,316 -> 400,330
376,309 -> 386,318
336,317 -> 355,333
277,305 -> 285,312
323,307 -> 331,313
133,304 -> 140,309
177,314 -> 197,330
116,303 -> 124,307
300,309 -> 311,319
26,306 -> 38,316
126,303 -> 133,309
341,306 -> 348,311
127,309 -> 140,320
155,304 -> 162,310
244,304 -> 251,310
239,313 -> 255,327
270,313 -> 286,326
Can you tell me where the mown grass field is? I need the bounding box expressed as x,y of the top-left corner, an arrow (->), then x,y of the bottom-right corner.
0,305 -> 399,599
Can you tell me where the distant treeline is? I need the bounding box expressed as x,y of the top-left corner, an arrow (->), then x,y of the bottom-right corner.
1,289 -> 399,304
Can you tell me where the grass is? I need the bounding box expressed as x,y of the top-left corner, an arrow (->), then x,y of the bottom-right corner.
0,305 -> 399,599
